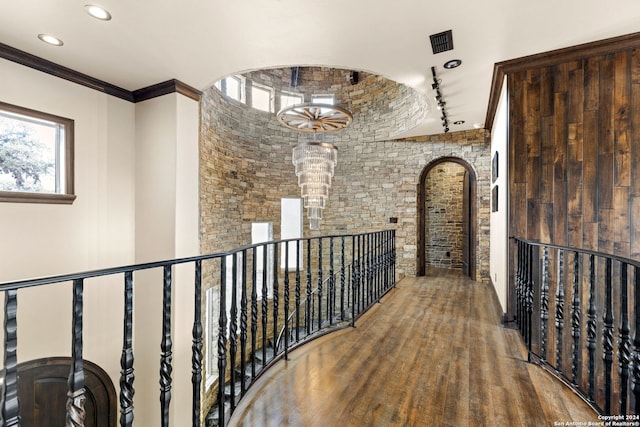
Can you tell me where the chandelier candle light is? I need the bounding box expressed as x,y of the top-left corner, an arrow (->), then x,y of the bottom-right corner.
277,102 -> 353,230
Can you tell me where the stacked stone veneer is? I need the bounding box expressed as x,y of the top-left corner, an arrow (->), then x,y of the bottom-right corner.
200,66 -> 491,280
425,163 -> 465,269
425,162 -> 465,269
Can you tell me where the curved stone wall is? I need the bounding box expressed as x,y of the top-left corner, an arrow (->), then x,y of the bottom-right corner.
200,67 -> 490,279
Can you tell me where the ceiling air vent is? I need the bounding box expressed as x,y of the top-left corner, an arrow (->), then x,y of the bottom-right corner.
429,30 -> 454,54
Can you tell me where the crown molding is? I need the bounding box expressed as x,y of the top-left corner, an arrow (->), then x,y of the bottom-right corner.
133,79 -> 202,102
0,43 -> 201,103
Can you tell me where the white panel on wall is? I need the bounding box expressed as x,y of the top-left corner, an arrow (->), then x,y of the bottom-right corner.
281,197 -> 302,268
490,75 -> 509,314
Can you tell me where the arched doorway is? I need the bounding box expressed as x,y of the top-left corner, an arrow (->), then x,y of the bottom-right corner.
417,157 -> 477,279
16,357 -> 117,426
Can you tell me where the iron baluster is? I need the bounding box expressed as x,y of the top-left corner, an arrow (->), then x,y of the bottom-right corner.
261,244 -> 268,367
374,233 -> 378,301
295,240 -> 301,343
191,262 -> 202,427
66,279 -> 86,427
586,254 -> 597,403
540,246 -> 549,361
632,265 -> 640,414
2,289 -> 19,427
351,235 -> 356,326
316,238 -> 323,330
603,258 -> 614,414
159,266 -> 173,427
570,251 -> 581,386
555,250 -> 565,372
520,243 -> 531,342
377,232 -> 382,299
368,233 -> 373,305
340,236 -> 346,321
392,230 -> 396,285
229,254 -> 238,410
120,271 -> 135,427
515,240 -> 522,329
526,244 -> 534,358
240,251 -> 248,396
217,258 -> 228,426
520,240 -> 526,330
358,234 -> 364,312
364,234 -> 369,307
619,262 -> 630,414
272,243 -> 279,357
329,237 -> 334,326
250,247 -> 258,380
284,243 -> 290,359
306,240 -> 312,336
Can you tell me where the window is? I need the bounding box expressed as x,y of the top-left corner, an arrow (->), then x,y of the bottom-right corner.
251,83 -> 274,112
281,198 -> 303,269
311,94 -> 335,115
311,94 -> 334,105
252,222 -> 273,299
280,91 -> 304,109
0,102 -> 75,204
205,286 -> 217,388
217,75 -> 245,103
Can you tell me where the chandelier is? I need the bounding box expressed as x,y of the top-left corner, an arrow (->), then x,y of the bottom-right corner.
277,102 -> 352,230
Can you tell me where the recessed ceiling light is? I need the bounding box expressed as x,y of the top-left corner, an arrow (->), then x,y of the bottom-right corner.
453,120 -> 465,125
443,59 -> 462,69
37,34 -> 64,46
85,4 -> 112,21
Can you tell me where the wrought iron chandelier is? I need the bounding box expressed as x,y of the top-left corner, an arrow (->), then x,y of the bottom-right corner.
277,102 -> 352,230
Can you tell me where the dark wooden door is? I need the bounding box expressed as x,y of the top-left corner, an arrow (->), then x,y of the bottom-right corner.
462,171 -> 470,277
16,357 -> 116,427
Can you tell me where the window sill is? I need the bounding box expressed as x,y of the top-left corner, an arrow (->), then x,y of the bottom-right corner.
0,191 -> 77,204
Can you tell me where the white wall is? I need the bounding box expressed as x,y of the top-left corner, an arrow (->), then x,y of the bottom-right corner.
0,58 -> 135,399
490,76 -> 509,314
134,93 -> 200,426
0,59 -> 200,426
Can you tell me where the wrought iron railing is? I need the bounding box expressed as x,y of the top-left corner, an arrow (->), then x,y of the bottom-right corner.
0,230 -> 395,427
514,238 -> 640,415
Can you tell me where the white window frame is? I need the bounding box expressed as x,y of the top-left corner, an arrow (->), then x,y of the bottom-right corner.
224,75 -> 246,103
280,91 -> 304,109
311,94 -> 334,105
251,83 -> 274,113
0,101 -> 75,204
281,198 -> 303,269
252,222 -> 274,299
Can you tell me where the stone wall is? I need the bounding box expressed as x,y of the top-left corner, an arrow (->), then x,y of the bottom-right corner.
425,162 -> 465,268
326,131 -> 491,281
200,67 -> 491,281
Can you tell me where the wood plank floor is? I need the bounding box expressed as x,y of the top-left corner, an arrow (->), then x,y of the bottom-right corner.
229,269 -> 599,427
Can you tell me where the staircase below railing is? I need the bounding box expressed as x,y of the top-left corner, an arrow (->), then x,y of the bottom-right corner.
514,238 -> 640,415
0,230 -> 395,427
207,230 -> 396,427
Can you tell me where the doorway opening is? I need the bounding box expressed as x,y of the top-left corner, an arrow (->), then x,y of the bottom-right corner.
417,157 -> 476,279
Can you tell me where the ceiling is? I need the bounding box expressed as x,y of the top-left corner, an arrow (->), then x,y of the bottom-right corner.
2,0 -> 640,137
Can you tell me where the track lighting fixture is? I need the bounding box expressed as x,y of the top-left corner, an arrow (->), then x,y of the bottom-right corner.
431,66 -> 451,134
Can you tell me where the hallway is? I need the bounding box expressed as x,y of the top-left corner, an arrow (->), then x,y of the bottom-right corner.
229,269 -> 598,426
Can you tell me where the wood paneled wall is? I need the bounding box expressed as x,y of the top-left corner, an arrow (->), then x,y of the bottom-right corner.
508,38 -> 640,259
